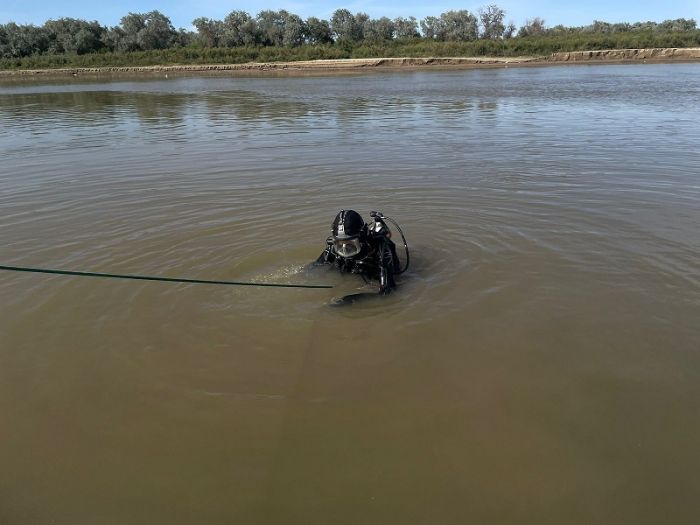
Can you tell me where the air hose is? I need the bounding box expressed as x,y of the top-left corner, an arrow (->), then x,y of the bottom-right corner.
0,264 -> 333,289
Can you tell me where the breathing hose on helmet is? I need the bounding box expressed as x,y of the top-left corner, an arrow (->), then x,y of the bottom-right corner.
370,211 -> 410,275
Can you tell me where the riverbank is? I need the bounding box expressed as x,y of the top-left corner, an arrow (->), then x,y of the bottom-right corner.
548,47 -> 700,61
1,48 -> 698,77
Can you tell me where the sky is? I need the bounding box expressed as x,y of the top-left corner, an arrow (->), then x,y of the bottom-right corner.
1,0 -> 698,30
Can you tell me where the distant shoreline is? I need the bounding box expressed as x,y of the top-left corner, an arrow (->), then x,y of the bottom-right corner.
1,48 -> 698,77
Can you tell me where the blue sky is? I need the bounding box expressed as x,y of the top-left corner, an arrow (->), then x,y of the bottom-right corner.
1,0 -> 698,29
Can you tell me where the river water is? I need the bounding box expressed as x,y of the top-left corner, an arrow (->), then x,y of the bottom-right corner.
1,63 -> 699,523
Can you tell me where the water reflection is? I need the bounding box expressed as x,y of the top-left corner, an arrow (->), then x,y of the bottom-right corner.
0,81 -> 508,136
0,91 -> 122,125
132,93 -> 191,123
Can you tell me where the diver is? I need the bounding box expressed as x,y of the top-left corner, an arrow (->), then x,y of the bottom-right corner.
315,209 -> 409,295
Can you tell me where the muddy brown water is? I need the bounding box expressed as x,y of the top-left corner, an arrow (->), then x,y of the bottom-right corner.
1,64 -> 699,524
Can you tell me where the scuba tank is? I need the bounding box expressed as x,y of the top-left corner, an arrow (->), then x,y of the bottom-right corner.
369,211 -> 410,275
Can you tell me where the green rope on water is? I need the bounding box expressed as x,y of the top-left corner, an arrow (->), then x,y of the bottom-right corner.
0,264 -> 333,289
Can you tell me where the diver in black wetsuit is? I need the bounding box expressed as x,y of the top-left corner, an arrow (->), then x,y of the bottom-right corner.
315,209 -> 403,295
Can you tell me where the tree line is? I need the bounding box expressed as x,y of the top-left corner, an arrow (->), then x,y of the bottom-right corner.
0,6 -> 697,60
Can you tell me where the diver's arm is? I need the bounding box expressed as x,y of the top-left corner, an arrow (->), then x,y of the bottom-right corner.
377,239 -> 397,294
313,236 -> 335,265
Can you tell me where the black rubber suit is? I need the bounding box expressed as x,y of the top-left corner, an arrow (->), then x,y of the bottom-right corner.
315,210 -> 401,294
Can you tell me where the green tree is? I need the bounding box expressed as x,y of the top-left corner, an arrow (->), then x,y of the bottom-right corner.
0,23 -> 48,57
256,10 -> 286,46
283,13 -> 305,47
0,25 -> 7,56
611,23 -> 632,33
138,11 -> 176,50
659,18 -> 697,32
101,27 -> 125,52
331,9 -> 365,43
173,28 -> 195,47
479,5 -> 506,39
118,12 -> 145,51
441,10 -> 479,41
116,11 -> 176,51
193,17 -> 222,47
304,17 -> 332,44
394,17 -> 419,39
631,21 -> 656,32
44,18 -> 105,54
503,21 -> 517,39
420,16 -> 447,40
222,11 -> 258,46
354,12 -> 369,40
363,17 -> 394,42
590,20 -> 612,33
518,17 -> 546,37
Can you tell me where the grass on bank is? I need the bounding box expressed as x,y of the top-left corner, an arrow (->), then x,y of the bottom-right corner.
1,31 -> 699,70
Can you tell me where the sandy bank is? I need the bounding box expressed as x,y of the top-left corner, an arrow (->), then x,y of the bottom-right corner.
549,47 -> 700,61
1,48 -> 698,77
0,57 -> 537,77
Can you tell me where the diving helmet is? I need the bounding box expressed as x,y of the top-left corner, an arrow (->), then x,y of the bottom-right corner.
331,209 -> 365,258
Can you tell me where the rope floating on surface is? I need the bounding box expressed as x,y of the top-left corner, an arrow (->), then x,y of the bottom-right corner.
0,264 -> 333,289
